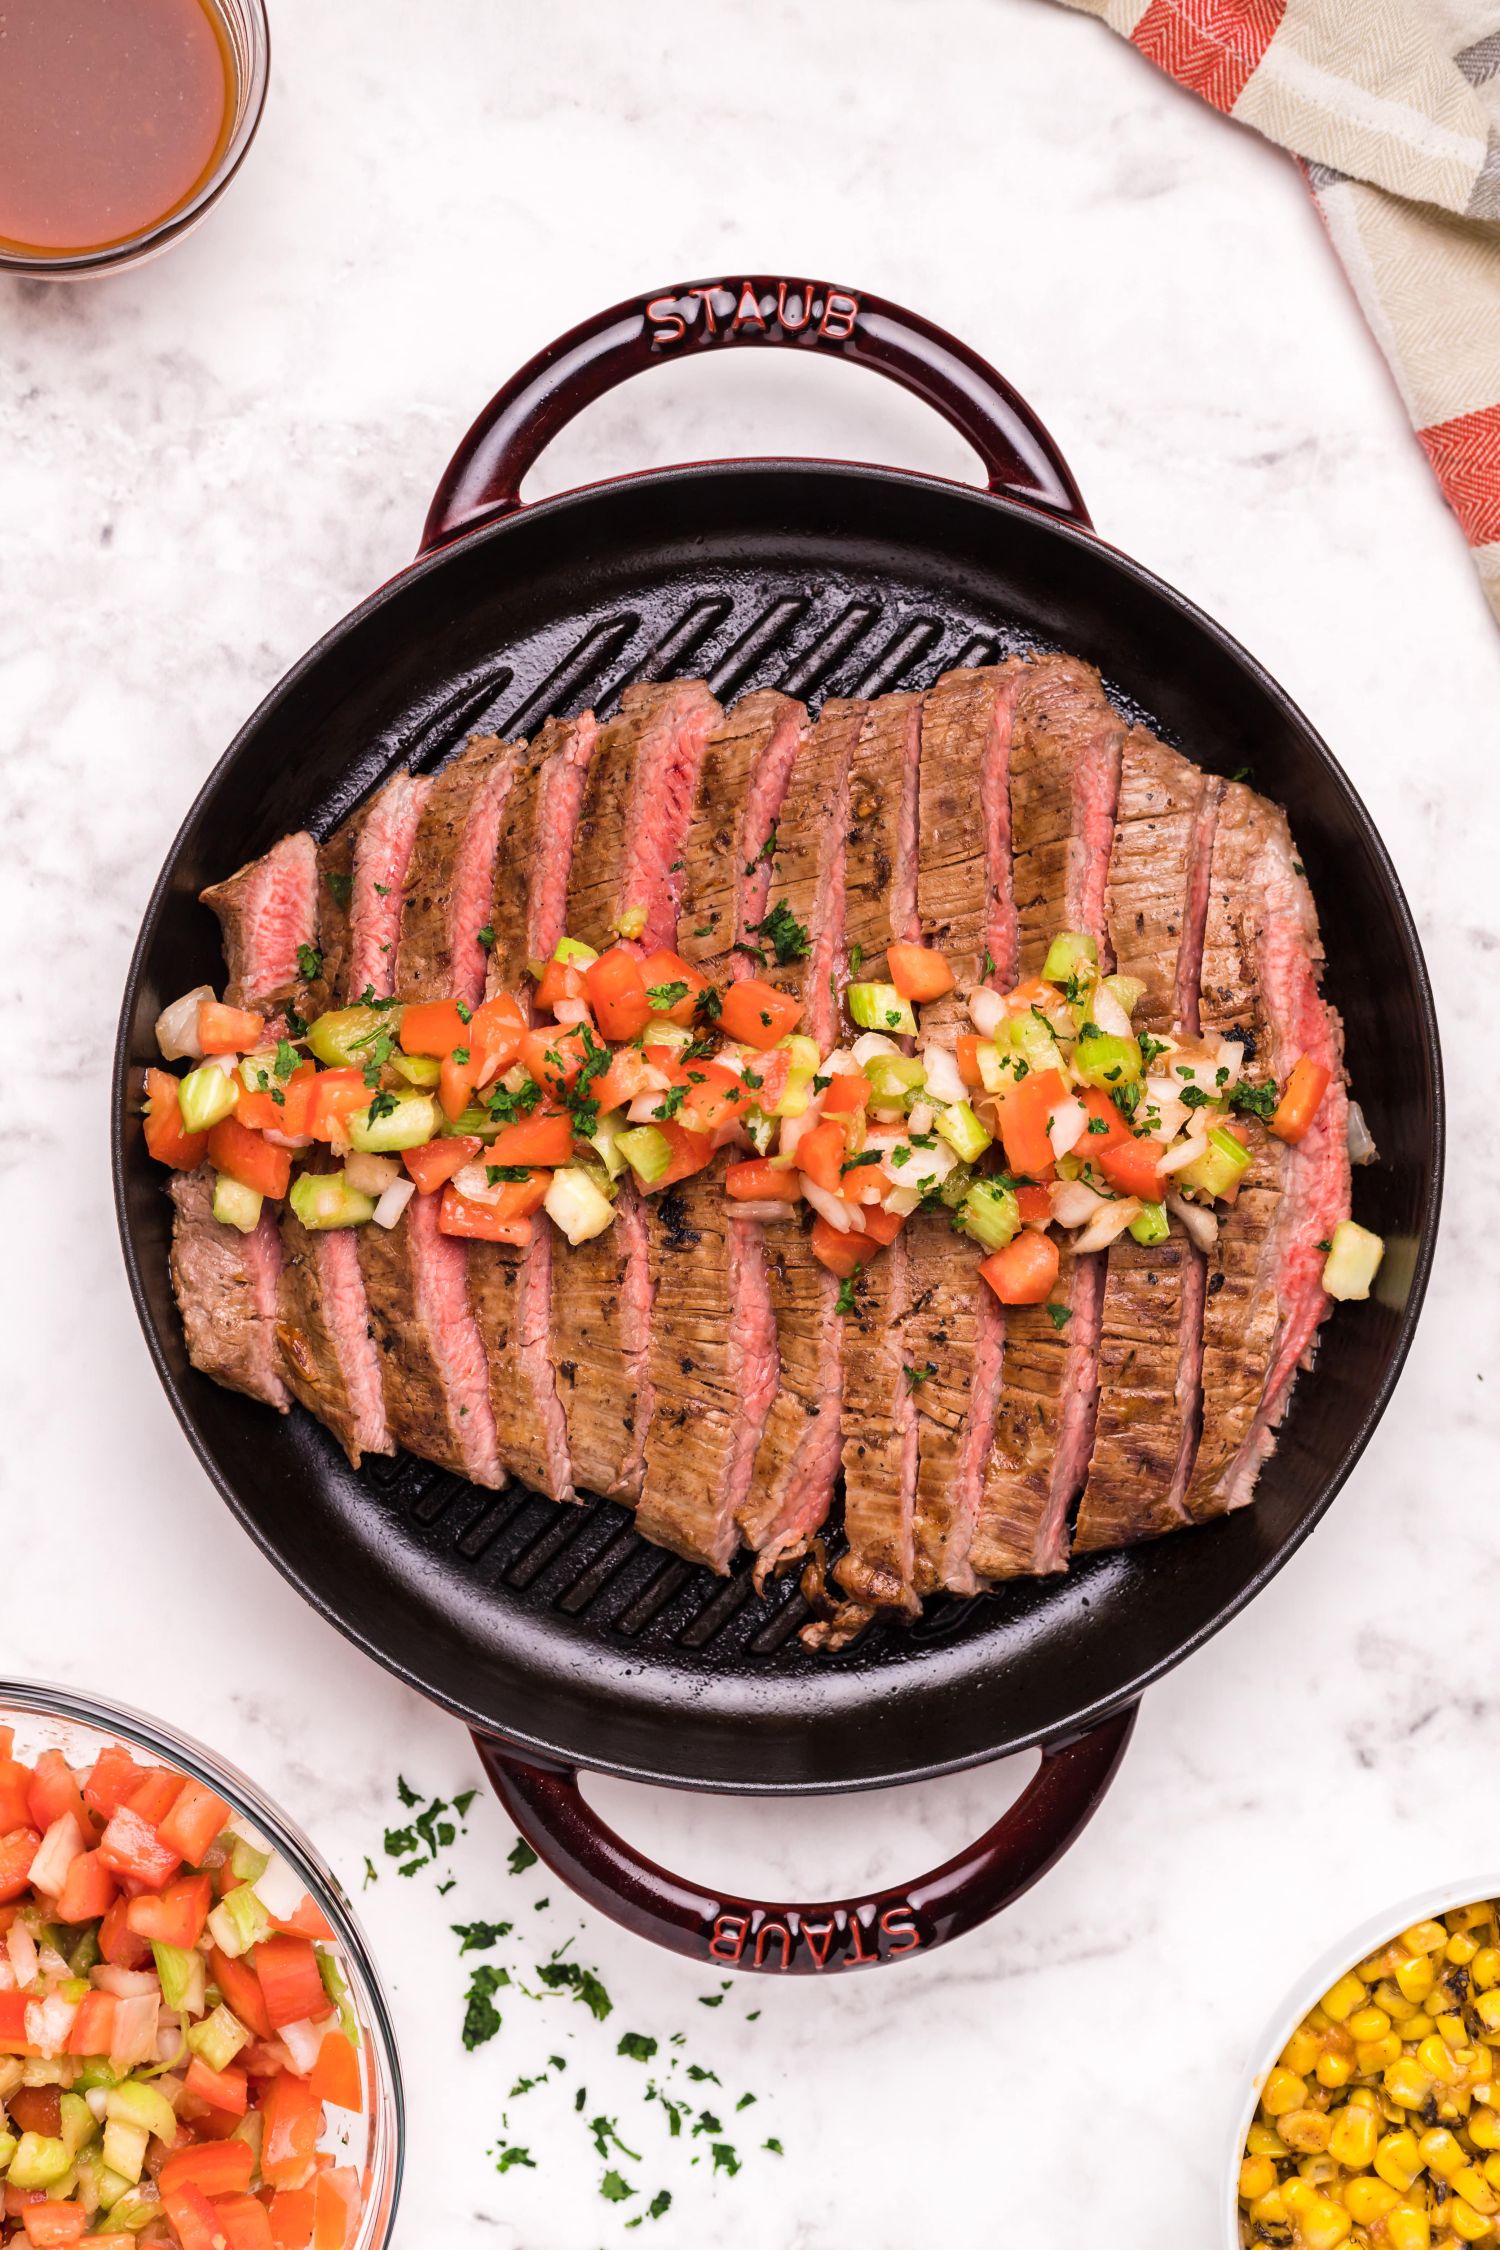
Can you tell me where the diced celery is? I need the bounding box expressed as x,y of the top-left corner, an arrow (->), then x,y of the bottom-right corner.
936,1101 -> 992,1163
68,1925 -> 101,1978
348,1092 -> 438,1153
1005,1012 -> 1065,1075
588,1110 -> 627,1181
306,1005 -> 394,1069
231,2106 -> 265,2169
976,1043 -> 1010,1096
553,935 -> 599,967
847,982 -> 917,1037
544,1168 -> 616,1246
1101,974 -> 1146,1020
105,2080 -> 179,2148
641,1019 -> 693,1054
772,1068 -> 814,1120
390,1051 -> 440,1089
221,1883 -> 272,1955
178,1064 -> 238,1134
442,1106 -> 496,1139
10,2130 -> 72,2190
1128,1200 -> 1170,1246
745,1111 -> 776,1156
288,1172 -> 376,1231
863,1054 -> 926,1104
960,1179 -> 1021,1252
1042,932 -> 1099,983
187,2005 -> 249,2075
0,2131 -> 14,2173
238,1049 -> 279,1094
97,2182 -> 159,2232
615,904 -> 647,942
59,2092 -> 97,2160
317,1948 -> 360,2047
1322,1220 -> 1384,1302
1073,1026 -> 1144,1090
212,1172 -> 264,1235
936,1160 -> 974,1212
73,2148 -> 104,2208
1177,1126 -> 1252,1201
152,1939 -> 206,2017
73,2061 -> 121,2093
616,1126 -> 672,1185
229,1834 -> 268,1884
96,2167 -> 133,2214
777,1035 -> 822,1073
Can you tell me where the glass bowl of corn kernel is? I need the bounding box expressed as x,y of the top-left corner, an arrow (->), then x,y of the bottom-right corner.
1229,1883 -> 1500,2250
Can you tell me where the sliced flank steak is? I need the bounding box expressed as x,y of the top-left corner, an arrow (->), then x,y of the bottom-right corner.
906,664 -> 1025,1595
1074,729 -> 1219,1555
635,692 -> 806,1571
969,655 -> 1123,1580
200,830 -> 320,1018
170,1168 -> 288,1412
395,733 -> 519,1007
736,699 -> 863,1585
548,681 -> 721,1501
1186,785 -> 1349,1518
468,713 -> 600,1504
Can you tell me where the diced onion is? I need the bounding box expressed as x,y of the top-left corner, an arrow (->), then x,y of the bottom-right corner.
344,1152 -> 400,1196
967,988 -> 1005,1040
263,1129 -> 314,1152
25,1994 -> 78,2060
252,1851 -> 306,1922
779,1110 -> 814,1159
732,1201 -> 801,1223
1143,1078 -> 1191,1144
907,1101 -> 935,1136
6,1921 -> 37,1988
1047,1096 -> 1087,1160
851,1032 -> 899,1068
277,2016 -> 325,2075
1167,1192 -> 1218,1251
93,1965 -> 160,1998
109,1993 -> 161,2073
373,1178 -> 416,1230
552,998 -> 590,1028
821,1049 -> 855,1078
878,1139 -> 956,1190
627,1093 -> 667,1123
155,986 -> 215,1062
804,1182 -> 863,1232
920,1046 -> 967,1106
27,1814 -> 85,1900
1347,1100 -> 1378,1166
84,2087 -> 109,2123
453,1163 -> 506,1204
1216,1038 -> 1245,1079
1090,985 -> 1132,1038
1074,1195 -> 1142,1254
1052,1178 -> 1107,1229
1158,1128 -> 1210,1176
885,1186 -> 922,1218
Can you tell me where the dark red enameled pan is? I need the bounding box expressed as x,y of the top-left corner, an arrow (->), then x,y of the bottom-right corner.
115,279 -> 1442,1973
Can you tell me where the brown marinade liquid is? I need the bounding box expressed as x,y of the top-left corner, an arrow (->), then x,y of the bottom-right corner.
0,0 -> 234,256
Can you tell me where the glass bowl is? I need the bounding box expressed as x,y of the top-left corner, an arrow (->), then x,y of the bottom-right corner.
0,0 -> 270,280
0,1678 -> 402,2247
1224,1872 -> 1500,2247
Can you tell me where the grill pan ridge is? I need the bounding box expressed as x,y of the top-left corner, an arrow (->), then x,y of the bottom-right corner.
116,284 -> 1440,1835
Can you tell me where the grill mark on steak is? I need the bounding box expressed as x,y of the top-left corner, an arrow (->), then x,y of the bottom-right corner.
199,831 -> 320,1017
842,690 -> 921,978
550,682 -> 721,1501
1187,785 -> 1349,1517
170,1168 -> 289,1411
739,699 -> 863,1574
970,655 -> 1123,1577
908,664 -> 1025,1594
471,714 -> 600,1503
636,693 -> 807,1570
1075,727 -> 1218,1552
395,733 -> 519,1006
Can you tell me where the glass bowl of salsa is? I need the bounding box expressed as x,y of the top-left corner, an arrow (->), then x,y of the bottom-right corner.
0,0 -> 270,278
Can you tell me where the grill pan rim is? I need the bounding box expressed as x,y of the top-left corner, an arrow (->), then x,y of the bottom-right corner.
113,455 -> 1444,1795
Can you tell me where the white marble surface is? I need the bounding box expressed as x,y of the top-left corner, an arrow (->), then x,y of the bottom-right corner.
3,1 -> 1499,2243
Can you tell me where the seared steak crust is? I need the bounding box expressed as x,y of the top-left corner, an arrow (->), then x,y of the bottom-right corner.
170,1168 -> 288,1411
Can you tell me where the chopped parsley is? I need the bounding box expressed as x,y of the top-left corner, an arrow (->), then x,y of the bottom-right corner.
1045,1302 -> 1072,1332
296,943 -> 323,980
507,1840 -> 538,1875
590,2115 -> 641,2163
653,1084 -> 688,1121
982,949 -> 996,980
1315,1238 -> 1332,1252
841,1150 -> 882,1170
477,924 -> 496,951
1086,1115 -> 1108,1135
456,999 -> 472,1024
1139,1034 -> 1168,1068
272,1038 -> 299,1082
697,986 -> 723,1023
744,899 -> 810,966
600,2171 -> 635,2204
325,869 -> 352,906
835,1276 -> 858,1317
904,1362 -> 936,1390
646,981 -> 691,1011
373,882 -> 390,897
485,1076 -> 543,1124
365,1088 -> 397,1124
848,943 -> 863,976
618,2032 -> 658,2063
1180,1084 -> 1212,1110
1228,1079 -> 1278,1120
494,2145 -> 535,2173
745,826 -> 778,874
462,1962 -> 509,2050
453,1919 -> 511,1952
488,1164 -> 532,1184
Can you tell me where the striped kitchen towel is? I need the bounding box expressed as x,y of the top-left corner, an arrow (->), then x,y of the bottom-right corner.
1052,0 -> 1500,623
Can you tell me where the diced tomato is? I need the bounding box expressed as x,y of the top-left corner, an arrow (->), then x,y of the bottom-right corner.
157,1778 -> 231,1867
83,1745 -> 144,1820
1269,1055 -> 1330,1145
1003,976 -> 1064,1018
0,1988 -> 31,2050
66,1990 -> 118,2058
125,1767 -> 186,1825
718,978 -> 801,1050
24,1753 -> 89,1840
979,1231 -> 1061,1305
398,998 -> 468,1059
673,1063 -> 747,1137
1079,1087 -> 1131,1150
144,1067 -> 210,1171
308,2030 -> 362,2113
236,1061 -> 316,1138
198,1001 -> 267,1056
860,1204 -> 906,1246
160,2182 -> 222,2250
794,1120 -> 847,1196
724,1160 -> 802,1203
160,2140 -> 256,2200
268,1894 -> 337,1944
520,1023 -> 597,1097
0,1759 -> 32,1834
212,2195 -> 275,2250
254,1935 -> 328,2030
638,949 -> 707,1027
996,1067 -> 1067,1179
581,948 -> 650,1042
955,1035 -> 985,1091
55,1849 -> 116,1926
260,2069 -> 324,2190
483,1109 -> 572,1167
886,943 -> 954,1002
98,1804 -> 181,1889
98,1892 -> 151,1970
648,1122 -> 719,1190
210,1946 -> 274,2042
0,1828 -> 41,1905
207,1111 -> 291,1198
438,1181 -> 546,1242
306,1069 -> 368,1144
1097,1137 -> 1165,1201
809,1217 -> 881,1279
592,1045 -> 659,1113
468,995 -> 527,1085
533,958 -> 587,1013
402,1135 -> 481,1193
821,1073 -> 869,1118
182,2055 -> 251,2118
20,2206 -> 88,2247
268,2189 -> 317,2250
126,1871 -> 213,1949
312,2170 -> 359,2250
1016,1183 -> 1053,1225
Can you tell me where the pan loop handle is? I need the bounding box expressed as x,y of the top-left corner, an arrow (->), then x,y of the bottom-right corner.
470,1705 -> 1134,1974
420,276 -> 1091,555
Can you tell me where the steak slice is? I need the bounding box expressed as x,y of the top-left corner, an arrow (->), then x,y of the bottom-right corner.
1075,728 -> 1220,1554
1186,785 -> 1349,1517
170,1168 -> 288,1411
470,713 -> 600,1503
969,655 -> 1123,1578
841,690 -> 921,979
636,691 -> 807,1570
549,681 -> 722,1500
347,772 -> 502,1486
909,664 -> 1025,1596
199,831 -> 320,1017
395,733 -> 519,1006
738,699 -> 865,1579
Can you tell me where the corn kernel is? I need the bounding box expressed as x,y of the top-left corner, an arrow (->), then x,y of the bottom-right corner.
1345,2174 -> 1399,2222
1239,2154 -> 1276,2201
1451,1935 -> 1482,1967
1423,2037 -> 1467,2087
1421,2130 -> 1467,2181
1352,2007 -> 1395,2042
1407,2012 -> 1438,2040
1248,2122 -> 1289,2157
1282,2177 -> 1317,2215
1376,2129 -> 1426,2192
1263,2066 -> 1308,2117
1470,2109 -> 1500,2152
1324,1973 -> 1370,2023
1282,2107 -> 1334,2153
1477,1996 -> 1500,2036
1359,2034 -> 1407,2072
1332,2108 -> 1381,2169
1440,2015 -> 1473,2048
1317,2049 -> 1355,2090
1475,1952 -> 1500,1993
1348,2087 -> 1383,2113
1452,2199 -> 1497,2242
1249,2188 -> 1287,2228
1388,2059 -> 1438,2109
1385,2206 -> 1431,2250
1299,2194 -> 1353,2247
1283,2026 -> 1323,2074
1406,1923 -> 1452,1958
1454,2166 -> 1500,2215
1400,1955 -> 1440,2003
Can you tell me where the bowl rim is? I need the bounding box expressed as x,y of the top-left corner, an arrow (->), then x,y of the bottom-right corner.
1222,1869 -> 1500,2245
0,1675 -> 404,2248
